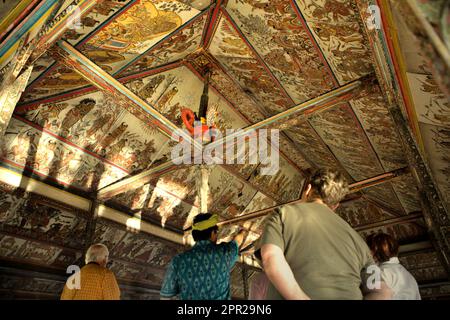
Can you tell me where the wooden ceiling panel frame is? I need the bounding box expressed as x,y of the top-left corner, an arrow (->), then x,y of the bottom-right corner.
288,0 -> 340,87
220,7 -> 295,105
16,60 -> 184,113
113,5 -> 213,78
202,0 -> 225,49
24,0 -> 139,92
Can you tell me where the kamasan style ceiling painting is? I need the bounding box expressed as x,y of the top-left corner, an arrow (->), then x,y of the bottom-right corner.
0,0 -> 449,299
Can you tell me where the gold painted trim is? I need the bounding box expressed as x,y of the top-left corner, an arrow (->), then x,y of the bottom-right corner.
0,0 -> 35,36
382,0 -> 425,151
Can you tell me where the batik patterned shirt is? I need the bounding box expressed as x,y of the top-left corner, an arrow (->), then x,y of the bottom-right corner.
160,240 -> 239,300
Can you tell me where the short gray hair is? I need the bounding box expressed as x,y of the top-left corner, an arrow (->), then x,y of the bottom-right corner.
85,243 -> 109,264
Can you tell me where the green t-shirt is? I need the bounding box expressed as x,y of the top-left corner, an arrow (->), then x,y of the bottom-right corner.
256,202 -> 374,300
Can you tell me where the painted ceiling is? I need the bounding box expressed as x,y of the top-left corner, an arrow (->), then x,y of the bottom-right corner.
0,0 -> 449,299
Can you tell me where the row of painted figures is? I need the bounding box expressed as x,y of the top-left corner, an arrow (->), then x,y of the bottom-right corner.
60,168 -> 421,300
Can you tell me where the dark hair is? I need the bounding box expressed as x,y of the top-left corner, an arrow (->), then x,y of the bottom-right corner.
192,213 -> 218,242
80,98 -> 96,105
309,168 -> 349,206
366,232 -> 399,263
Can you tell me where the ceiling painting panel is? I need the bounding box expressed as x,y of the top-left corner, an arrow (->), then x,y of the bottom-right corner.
0,274 -> 65,297
209,16 -> 292,115
26,0 -> 137,86
419,122 -> 450,209
186,56 -> 311,172
294,0 -> 373,85
285,121 -> 343,172
239,192 -> 277,234
390,174 -> 422,214
248,156 -> 304,203
400,251 -> 449,283
336,198 -> 394,228
107,167 -> 198,230
110,228 -> 183,269
208,166 -> 258,220
73,156 -> 129,191
0,234 -> 63,266
308,104 -> 384,181
0,185 -> 89,250
363,184 -> 406,215
349,84 -> 407,171
125,65 -> 205,127
20,63 -> 93,103
225,0 -> 335,103
20,89 -> 173,175
189,53 -> 267,123
118,11 -> 209,77
0,117 -> 129,192
358,221 -> 427,245
79,0 -> 202,75
20,0 -> 203,103
407,73 -> 449,129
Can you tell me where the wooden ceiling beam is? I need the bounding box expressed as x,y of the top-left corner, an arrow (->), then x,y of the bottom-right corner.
201,0 -> 224,49
97,161 -> 189,200
398,241 -> 434,255
207,74 -> 374,151
16,60 -> 183,113
26,0 -> 98,66
354,212 -> 423,231
52,40 -> 197,141
217,167 -> 409,227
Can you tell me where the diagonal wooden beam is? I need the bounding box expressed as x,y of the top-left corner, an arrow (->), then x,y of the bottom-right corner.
53,40 -> 200,145
217,167 -> 409,227
15,60 -> 184,112
191,50 -> 344,174
201,0 -> 224,49
398,241 -> 433,255
220,7 -> 295,104
97,161 -> 188,200
185,60 -> 306,176
354,212 -> 423,231
0,0 -> 60,67
207,74 -> 373,151
26,0 -> 98,66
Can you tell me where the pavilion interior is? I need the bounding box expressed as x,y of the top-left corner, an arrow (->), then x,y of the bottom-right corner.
0,0 -> 449,299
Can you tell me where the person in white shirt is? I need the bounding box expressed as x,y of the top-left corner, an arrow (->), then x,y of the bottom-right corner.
366,233 -> 421,300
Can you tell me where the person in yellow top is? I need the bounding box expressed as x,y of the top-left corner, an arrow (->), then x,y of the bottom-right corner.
61,243 -> 120,300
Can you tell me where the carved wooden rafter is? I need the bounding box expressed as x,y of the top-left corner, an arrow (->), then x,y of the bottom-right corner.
354,0 -> 450,275
202,0 -> 225,49
390,106 -> 450,275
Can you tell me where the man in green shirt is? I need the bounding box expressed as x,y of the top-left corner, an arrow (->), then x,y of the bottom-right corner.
256,168 -> 392,300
